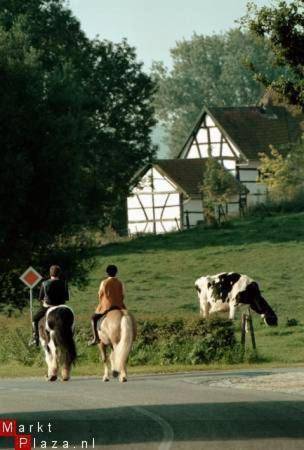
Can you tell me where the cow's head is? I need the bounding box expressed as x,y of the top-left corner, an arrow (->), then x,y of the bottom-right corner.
252,295 -> 278,326
195,276 -> 212,296
261,312 -> 278,327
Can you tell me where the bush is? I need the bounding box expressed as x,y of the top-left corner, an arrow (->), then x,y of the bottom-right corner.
133,317 -> 240,366
0,328 -> 43,366
0,317 -> 243,368
247,190 -> 304,218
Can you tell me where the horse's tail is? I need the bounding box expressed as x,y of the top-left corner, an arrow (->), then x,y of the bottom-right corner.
47,307 -> 77,366
113,311 -> 135,373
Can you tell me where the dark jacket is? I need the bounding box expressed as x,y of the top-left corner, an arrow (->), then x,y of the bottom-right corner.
39,278 -> 69,306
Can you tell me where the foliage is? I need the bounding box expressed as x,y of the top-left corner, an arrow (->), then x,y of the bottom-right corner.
0,0 -> 156,310
242,1 -> 304,109
286,318 -> 299,327
247,190 -> 304,217
259,141 -> 304,201
0,317 -> 241,367
129,317 -> 240,366
201,159 -> 242,224
152,29 -> 282,156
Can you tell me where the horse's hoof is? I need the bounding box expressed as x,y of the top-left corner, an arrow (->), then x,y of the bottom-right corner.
61,377 -> 70,382
103,377 -> 110,382
120,377 -> 127,383
46,375 -> 57,382
112,370 -> 119,378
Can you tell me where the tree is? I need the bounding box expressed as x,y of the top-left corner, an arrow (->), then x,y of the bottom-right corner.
201,159 -> 242,225
0,0 -> 156,312
152,29 -> 281,156
259,142 -> 304,201
242,1 -> 304,110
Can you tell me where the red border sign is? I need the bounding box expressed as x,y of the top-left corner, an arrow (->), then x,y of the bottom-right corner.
20,266 -> 42,288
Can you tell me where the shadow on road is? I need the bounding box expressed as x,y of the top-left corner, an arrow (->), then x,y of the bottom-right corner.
1,400 -> 304,446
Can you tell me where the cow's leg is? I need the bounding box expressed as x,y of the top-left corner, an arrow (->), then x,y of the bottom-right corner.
99,342 -> 110,382
229,302 -> 237,320
200,299 -> 210,318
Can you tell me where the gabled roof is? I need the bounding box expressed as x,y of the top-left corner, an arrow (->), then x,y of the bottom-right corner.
155,159 -> 207,195
178,105 -> 303,161
155,159 -> 245,196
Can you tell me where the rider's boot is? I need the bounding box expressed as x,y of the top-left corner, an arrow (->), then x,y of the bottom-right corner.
88,317 -> 101,346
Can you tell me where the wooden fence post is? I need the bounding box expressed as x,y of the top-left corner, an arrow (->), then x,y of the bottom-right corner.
241,311 -> 257,351
185,210 -> 190,230
241,313 -> 246,349
248,312 -> 257,350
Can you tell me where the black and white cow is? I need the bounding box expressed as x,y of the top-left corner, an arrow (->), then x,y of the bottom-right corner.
195,272 -> 278,326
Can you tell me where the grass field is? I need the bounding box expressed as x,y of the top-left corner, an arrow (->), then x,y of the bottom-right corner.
1,212 -> 304,376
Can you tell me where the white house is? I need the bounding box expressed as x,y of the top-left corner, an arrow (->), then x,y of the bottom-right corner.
127,104 -> 302,235
127,159 -> 243,235
178,105 -> 302,205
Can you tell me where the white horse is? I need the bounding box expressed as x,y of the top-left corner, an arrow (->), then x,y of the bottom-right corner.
39,305 -> 76,381
97,309 -> 136,383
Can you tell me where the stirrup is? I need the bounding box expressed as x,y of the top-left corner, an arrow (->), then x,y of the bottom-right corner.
87,338 -> 100,346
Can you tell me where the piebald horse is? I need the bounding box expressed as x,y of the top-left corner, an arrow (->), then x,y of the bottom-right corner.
97,309 -> 136,383
39,305 -> 76,381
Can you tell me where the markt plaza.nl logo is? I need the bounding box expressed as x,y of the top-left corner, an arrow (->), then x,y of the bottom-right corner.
0,420 -> 31,450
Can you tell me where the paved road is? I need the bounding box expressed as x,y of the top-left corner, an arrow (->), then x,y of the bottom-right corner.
1,369 -> 304,450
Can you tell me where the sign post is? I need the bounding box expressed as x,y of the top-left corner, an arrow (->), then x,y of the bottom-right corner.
20,267 -> 42,326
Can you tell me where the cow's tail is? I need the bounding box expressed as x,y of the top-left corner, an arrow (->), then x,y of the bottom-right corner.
47,307 -> 77,366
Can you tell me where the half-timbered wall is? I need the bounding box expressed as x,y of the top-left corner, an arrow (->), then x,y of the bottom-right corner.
180,113 -> 267,206
127,167 -> 182,235
237,162 -> 267,205
180,114 -> 240,175
183,198 -> 204,227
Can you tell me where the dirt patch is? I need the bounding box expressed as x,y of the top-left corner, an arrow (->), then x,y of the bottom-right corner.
208,372 -> 304,395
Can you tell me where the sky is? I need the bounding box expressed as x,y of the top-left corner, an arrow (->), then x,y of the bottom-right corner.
68,0 -> 272,70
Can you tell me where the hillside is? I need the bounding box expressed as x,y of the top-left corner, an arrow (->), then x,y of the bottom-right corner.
74,212 -> 304,320
71,212 -> 304,367
1,212 -> 304,376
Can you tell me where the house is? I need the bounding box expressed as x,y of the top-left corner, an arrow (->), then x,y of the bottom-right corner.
178,105 -> 302,205
127,104 -> 303,235
127,159 -> 244,235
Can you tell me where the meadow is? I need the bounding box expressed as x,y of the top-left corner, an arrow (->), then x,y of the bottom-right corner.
1,211 -> 304,377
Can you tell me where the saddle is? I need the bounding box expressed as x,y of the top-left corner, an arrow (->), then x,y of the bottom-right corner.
98,305 -> 124,321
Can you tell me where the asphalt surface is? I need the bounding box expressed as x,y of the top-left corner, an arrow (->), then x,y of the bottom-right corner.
1,369 -> 304,450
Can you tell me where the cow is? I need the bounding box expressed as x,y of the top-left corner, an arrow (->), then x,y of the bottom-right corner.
195,272 -> 278,326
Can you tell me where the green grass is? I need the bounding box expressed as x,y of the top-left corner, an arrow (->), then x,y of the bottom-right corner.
1,212 -> 304,377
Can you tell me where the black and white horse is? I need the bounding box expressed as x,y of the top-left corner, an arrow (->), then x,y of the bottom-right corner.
39,305 -> 76,381
195,272 -> 278,326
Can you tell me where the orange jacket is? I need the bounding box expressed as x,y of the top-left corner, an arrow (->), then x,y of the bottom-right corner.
95,277 -> 126,314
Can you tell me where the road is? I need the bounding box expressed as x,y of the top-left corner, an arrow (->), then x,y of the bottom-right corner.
1,369 -> 304,450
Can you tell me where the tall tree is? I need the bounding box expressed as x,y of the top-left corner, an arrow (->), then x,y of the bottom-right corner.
152,29 -> 281,156
242,1 -> 304,110
0,0 -> 156,312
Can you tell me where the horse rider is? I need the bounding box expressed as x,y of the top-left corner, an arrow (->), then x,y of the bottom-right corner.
88,264 -> 126,346
30,265 -> 69,347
